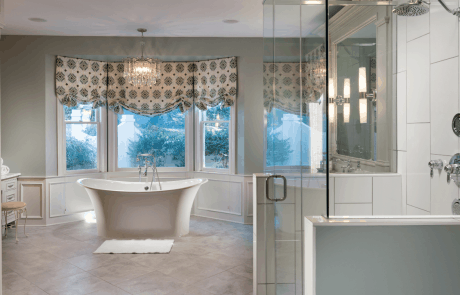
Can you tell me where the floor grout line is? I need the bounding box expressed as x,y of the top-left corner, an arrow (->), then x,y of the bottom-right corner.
3,217 -> 253,295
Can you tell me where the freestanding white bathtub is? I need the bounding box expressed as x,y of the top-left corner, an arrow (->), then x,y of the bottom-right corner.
77,178 -> 208,239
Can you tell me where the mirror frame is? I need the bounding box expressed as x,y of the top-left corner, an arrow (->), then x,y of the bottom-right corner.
329,5 -> 394,173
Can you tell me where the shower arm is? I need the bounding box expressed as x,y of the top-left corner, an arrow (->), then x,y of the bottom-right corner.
437,0 -> 460,16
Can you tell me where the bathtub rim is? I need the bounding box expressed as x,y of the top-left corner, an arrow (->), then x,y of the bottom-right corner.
77,178 -> 208,193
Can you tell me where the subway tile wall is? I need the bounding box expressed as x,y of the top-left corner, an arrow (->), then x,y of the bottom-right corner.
397,0 -> 460,215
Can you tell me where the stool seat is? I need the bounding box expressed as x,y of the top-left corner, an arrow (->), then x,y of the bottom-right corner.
2,201 -> 28,243
2,202 -> 27,211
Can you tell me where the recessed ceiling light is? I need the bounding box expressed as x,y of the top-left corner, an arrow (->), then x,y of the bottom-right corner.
223,19 -> 239,24
28,18 -> 47,23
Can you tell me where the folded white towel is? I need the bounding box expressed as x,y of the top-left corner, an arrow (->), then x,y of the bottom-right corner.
1,165 -> 10,176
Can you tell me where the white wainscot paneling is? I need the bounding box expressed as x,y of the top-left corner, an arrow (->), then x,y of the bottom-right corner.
197,179 -> 242,216
247,181 -> 253,217
49,181 -> 93,217
407,35 -> 430,123
19,181 -> 44,219
373,176 -> 402,215
335,203 -> 373,216
335,177 -> 372,203
48,174 -> 103,218
430,57 -> 459,156
49,182 -> 66,217
430,0 -> 459,63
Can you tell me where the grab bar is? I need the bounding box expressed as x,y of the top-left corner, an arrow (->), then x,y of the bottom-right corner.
265,175 -> 287,202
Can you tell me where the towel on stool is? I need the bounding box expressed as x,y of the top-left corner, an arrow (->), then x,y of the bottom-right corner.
1,165 -> 10,175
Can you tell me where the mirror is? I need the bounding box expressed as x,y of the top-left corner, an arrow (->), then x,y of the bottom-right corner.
329,6 -> 394,173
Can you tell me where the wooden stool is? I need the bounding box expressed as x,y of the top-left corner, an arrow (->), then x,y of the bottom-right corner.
2,202 -> 28,243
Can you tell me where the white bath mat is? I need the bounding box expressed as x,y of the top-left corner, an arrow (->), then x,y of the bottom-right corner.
94,239 -> 174,254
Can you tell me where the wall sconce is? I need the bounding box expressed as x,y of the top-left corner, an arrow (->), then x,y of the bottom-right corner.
358,67 -> 377,124
328,77 -> 351,124
359,67 -> 368,124
328,78 -> 335,123
343,78 -> 350,123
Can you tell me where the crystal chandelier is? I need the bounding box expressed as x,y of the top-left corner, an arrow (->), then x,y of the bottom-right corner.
123,28 -> 161,87
310,58 -> 326,86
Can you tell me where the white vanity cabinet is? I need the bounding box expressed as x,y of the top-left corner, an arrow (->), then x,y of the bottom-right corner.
332,174 -> 403,216
1,173 -> 21,226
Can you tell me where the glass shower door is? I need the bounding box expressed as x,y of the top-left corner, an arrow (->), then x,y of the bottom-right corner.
262,0 -> 327,294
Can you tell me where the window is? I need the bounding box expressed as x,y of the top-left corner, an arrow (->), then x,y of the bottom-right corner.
60,103 -> 105,173
266,107 -> 312,168
60,102 -> 234,174
116,108 -> 187,169
196,105 -> 234,172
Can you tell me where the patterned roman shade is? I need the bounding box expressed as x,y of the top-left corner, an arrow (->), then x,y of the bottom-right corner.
106,61 -> 195,116
55,56 -> 238,116
263,44 -> 326,114
55,56 -> 107,108
194,57 -> 237,111
370,57 -> 376,90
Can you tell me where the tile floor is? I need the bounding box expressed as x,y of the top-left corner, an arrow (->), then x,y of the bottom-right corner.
2,216 -> 253,295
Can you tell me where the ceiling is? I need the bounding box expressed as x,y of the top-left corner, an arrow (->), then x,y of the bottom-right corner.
3,0 -> 329,38
3,0 -> 265,37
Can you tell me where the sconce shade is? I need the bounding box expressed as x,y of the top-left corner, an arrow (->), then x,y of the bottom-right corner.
359,67 -> 367,92
344,78 -> 350,99
343,102 -> 350,123
359,98 -> 367,124
329,78 -> 335,99
329,102 -> 335,123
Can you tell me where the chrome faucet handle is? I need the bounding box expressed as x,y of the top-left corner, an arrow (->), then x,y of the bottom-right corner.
428,159 -> 444,177
445,164 -> 451,183
445,163 -> 459,183
142,161 -> 150,177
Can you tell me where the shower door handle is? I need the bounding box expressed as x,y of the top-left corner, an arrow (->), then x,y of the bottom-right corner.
266,175 -> 287,202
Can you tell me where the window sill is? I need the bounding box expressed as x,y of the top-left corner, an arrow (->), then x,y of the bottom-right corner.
194,170 -> 232,176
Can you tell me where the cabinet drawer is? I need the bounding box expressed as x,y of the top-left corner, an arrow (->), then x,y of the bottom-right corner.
1,211 -> 16,225
5,193 -> 16,203
335,177 -> 372,203
2,191 -> 16,203
4,179 -> 17,192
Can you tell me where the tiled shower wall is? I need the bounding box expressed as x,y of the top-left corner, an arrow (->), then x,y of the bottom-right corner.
396,0 -> 460,215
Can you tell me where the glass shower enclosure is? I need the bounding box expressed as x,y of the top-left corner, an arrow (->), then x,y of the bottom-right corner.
260,0 -> 397,294
262,0 -> 327,294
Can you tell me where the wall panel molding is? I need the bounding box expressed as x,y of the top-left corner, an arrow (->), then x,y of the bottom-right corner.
197,179 -> 243,216
19,181 -> 44,219
247,181 -> 254,217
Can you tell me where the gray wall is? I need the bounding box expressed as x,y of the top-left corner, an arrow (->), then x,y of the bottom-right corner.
0,36 -> 264,176
316,225 -> 460,295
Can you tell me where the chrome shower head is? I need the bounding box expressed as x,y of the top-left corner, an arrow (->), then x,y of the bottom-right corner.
392,0 -> 430,16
